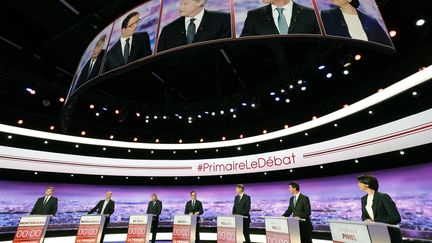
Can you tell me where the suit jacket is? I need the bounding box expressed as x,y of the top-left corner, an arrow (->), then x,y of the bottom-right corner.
232,194 -> 251,221
282,194 -> 313,229
30,196 -> 58,216
320,8 -> 392,46
184,200 -> 204,215
76,49 -> 105,87
88,199 -> 115,217
157,10 -> 231,52
361,192 -> 401,225
241,3 -> 320,37
105,32 -> 152,71
146,200 -> 162,217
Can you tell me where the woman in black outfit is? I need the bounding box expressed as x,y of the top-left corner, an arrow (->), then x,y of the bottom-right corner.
357,175 -> 403,243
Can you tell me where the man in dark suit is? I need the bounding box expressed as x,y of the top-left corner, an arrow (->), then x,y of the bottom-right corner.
105,11 -> 152,71
146,193 -> 162,243
232,184 -> 251,243
157,0 -> 231,52
358,175 -> 402,243
88,191 -> 115,243
241,0 -> 320,36
76,34 -> 107,88
184,191 -> 204,243
30,186 -> 58,216
282,182 -> 313,243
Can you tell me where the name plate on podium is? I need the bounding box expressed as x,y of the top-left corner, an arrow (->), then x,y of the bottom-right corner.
75,215 -> 106,243
13,215 -> 51,243
328,220 -> 394,243
217,215 -> 244,243
172,214 -> 197,243
126,214 -> 153,243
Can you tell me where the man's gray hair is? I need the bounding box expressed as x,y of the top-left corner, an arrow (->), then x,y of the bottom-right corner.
194,0 -> 207,7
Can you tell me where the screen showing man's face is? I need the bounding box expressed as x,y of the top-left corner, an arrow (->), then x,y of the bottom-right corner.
122,14 -> 140,37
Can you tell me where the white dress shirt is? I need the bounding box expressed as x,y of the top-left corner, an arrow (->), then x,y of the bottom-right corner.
365,194 -> 374,220
293,192 -> 300,207
342,12 -> 368,41
88,58 -> 96,74
43,196 -> 51,204
185,9 -> 205,35
120,36 -> 133,56
271,1 -> 293,34
101,199 -> 109,214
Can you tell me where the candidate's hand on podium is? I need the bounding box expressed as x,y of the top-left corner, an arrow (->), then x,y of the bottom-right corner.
364,219 -> 374,222
294,216 -> 302,220
194,212 -> 200,215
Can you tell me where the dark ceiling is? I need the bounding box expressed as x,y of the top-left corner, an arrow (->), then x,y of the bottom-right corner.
1,0 -> 432,147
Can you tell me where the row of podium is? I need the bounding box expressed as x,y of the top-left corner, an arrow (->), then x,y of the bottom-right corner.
12,214 -> 400,243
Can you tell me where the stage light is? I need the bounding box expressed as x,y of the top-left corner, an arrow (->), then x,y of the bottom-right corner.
71,174 -> 74,177
220,175 -> 223,179
133,137 -> 138,142
59,97 -> 65,103
343,70 -> 349,75
264,172 -> 267,175
285,98 -> 290,103
155,138 -> 160,143
312,116 -> 317,120
354,54 -> 362,61
215,149 -> 219,152
320,165 -> 324,169
290,169 -> 293,173
378,88 -> 384,92
389,30 -> 397,37
334,123 -> 338,127
145,120 -> 149,123
222,136 -> 226,141
343,104 -> 349,108
232,114 -> 237,118
151,151 -> 154,154
109,135 -> 114,140
194,150 -> 198,154
301,86 -> 307,91
251,103 -> 256,108
239,134 -> 244,139
26,88 -> 36,95
211,112 -> 216,116
304,132 -> 309,136
188,120 -> 192,124
136,112 -> 141,117
279,139 -> 283,143
289,84 -> 294,89
17,119 -> 24,125
44,140 -> 48,144
75,144 -> 79,148
280,89 -> 286,93
204,111 -> 209,115
7,135 -> 12,139
237,146 -> 241,151
102,147 -> 107,151
125,177 -> 128,180
175,177 -> 178,180
89,104 -> 95,109
95,112 -> 100,117
275,97 -> 280,101
179,139 -> 183,143
102,107 -> 108,111
101,176 -> 104,179
154,116 -> 158,119
355,159 -> 359,163
326,73 -> 333,78
344,62 -> 352,68
400,150 -> 405,155
270,92 -> 276,96
368,110 -> 374,116
80,131 -> 86,136
297,80 -> 303,84
262,129 -> 267,134
220,110 -> 225,115
49,125 -> 55,130
128,149 -> 131,153
318,65 -> 325,70
163,116 -> 167,119
416,19 -> 425,26
173,151 -> 176,154
115,109 -> 120,114
150,177 -> 153,180
200,138 -> 204,143
197,114 -> 202,118
256,144 -> 259,147
241,102 -> 247,106
230,108 -> 235,113
34,172 -> 38,175
284,124 -> 289,129
197,177 -> 200,179
412,91 -> 419,97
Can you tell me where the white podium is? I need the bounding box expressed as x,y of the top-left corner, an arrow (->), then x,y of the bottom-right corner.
217,215 -> 247,243
13,215 -> 52,243
172,214 -> 198,243
263,216 -> 305,243
126,214 -> 154,243
328,220 -> 400,243
75,215 -> 106,243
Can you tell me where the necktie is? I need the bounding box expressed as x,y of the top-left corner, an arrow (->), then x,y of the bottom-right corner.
192,200 -> 195,207
87,59 -> 95,79
124,38 -> 130,64
187,18 -> 196,44
43,197 -> 48,206
293,196 -> 297,208
276,8 -> 289,34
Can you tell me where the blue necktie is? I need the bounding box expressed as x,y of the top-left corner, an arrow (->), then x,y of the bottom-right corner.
187,18 -> 196,44
124,38 -> 130,63
276,8 -> 289,34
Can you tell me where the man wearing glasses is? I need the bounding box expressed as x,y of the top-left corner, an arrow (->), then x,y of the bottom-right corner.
106,11 -> 152,71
